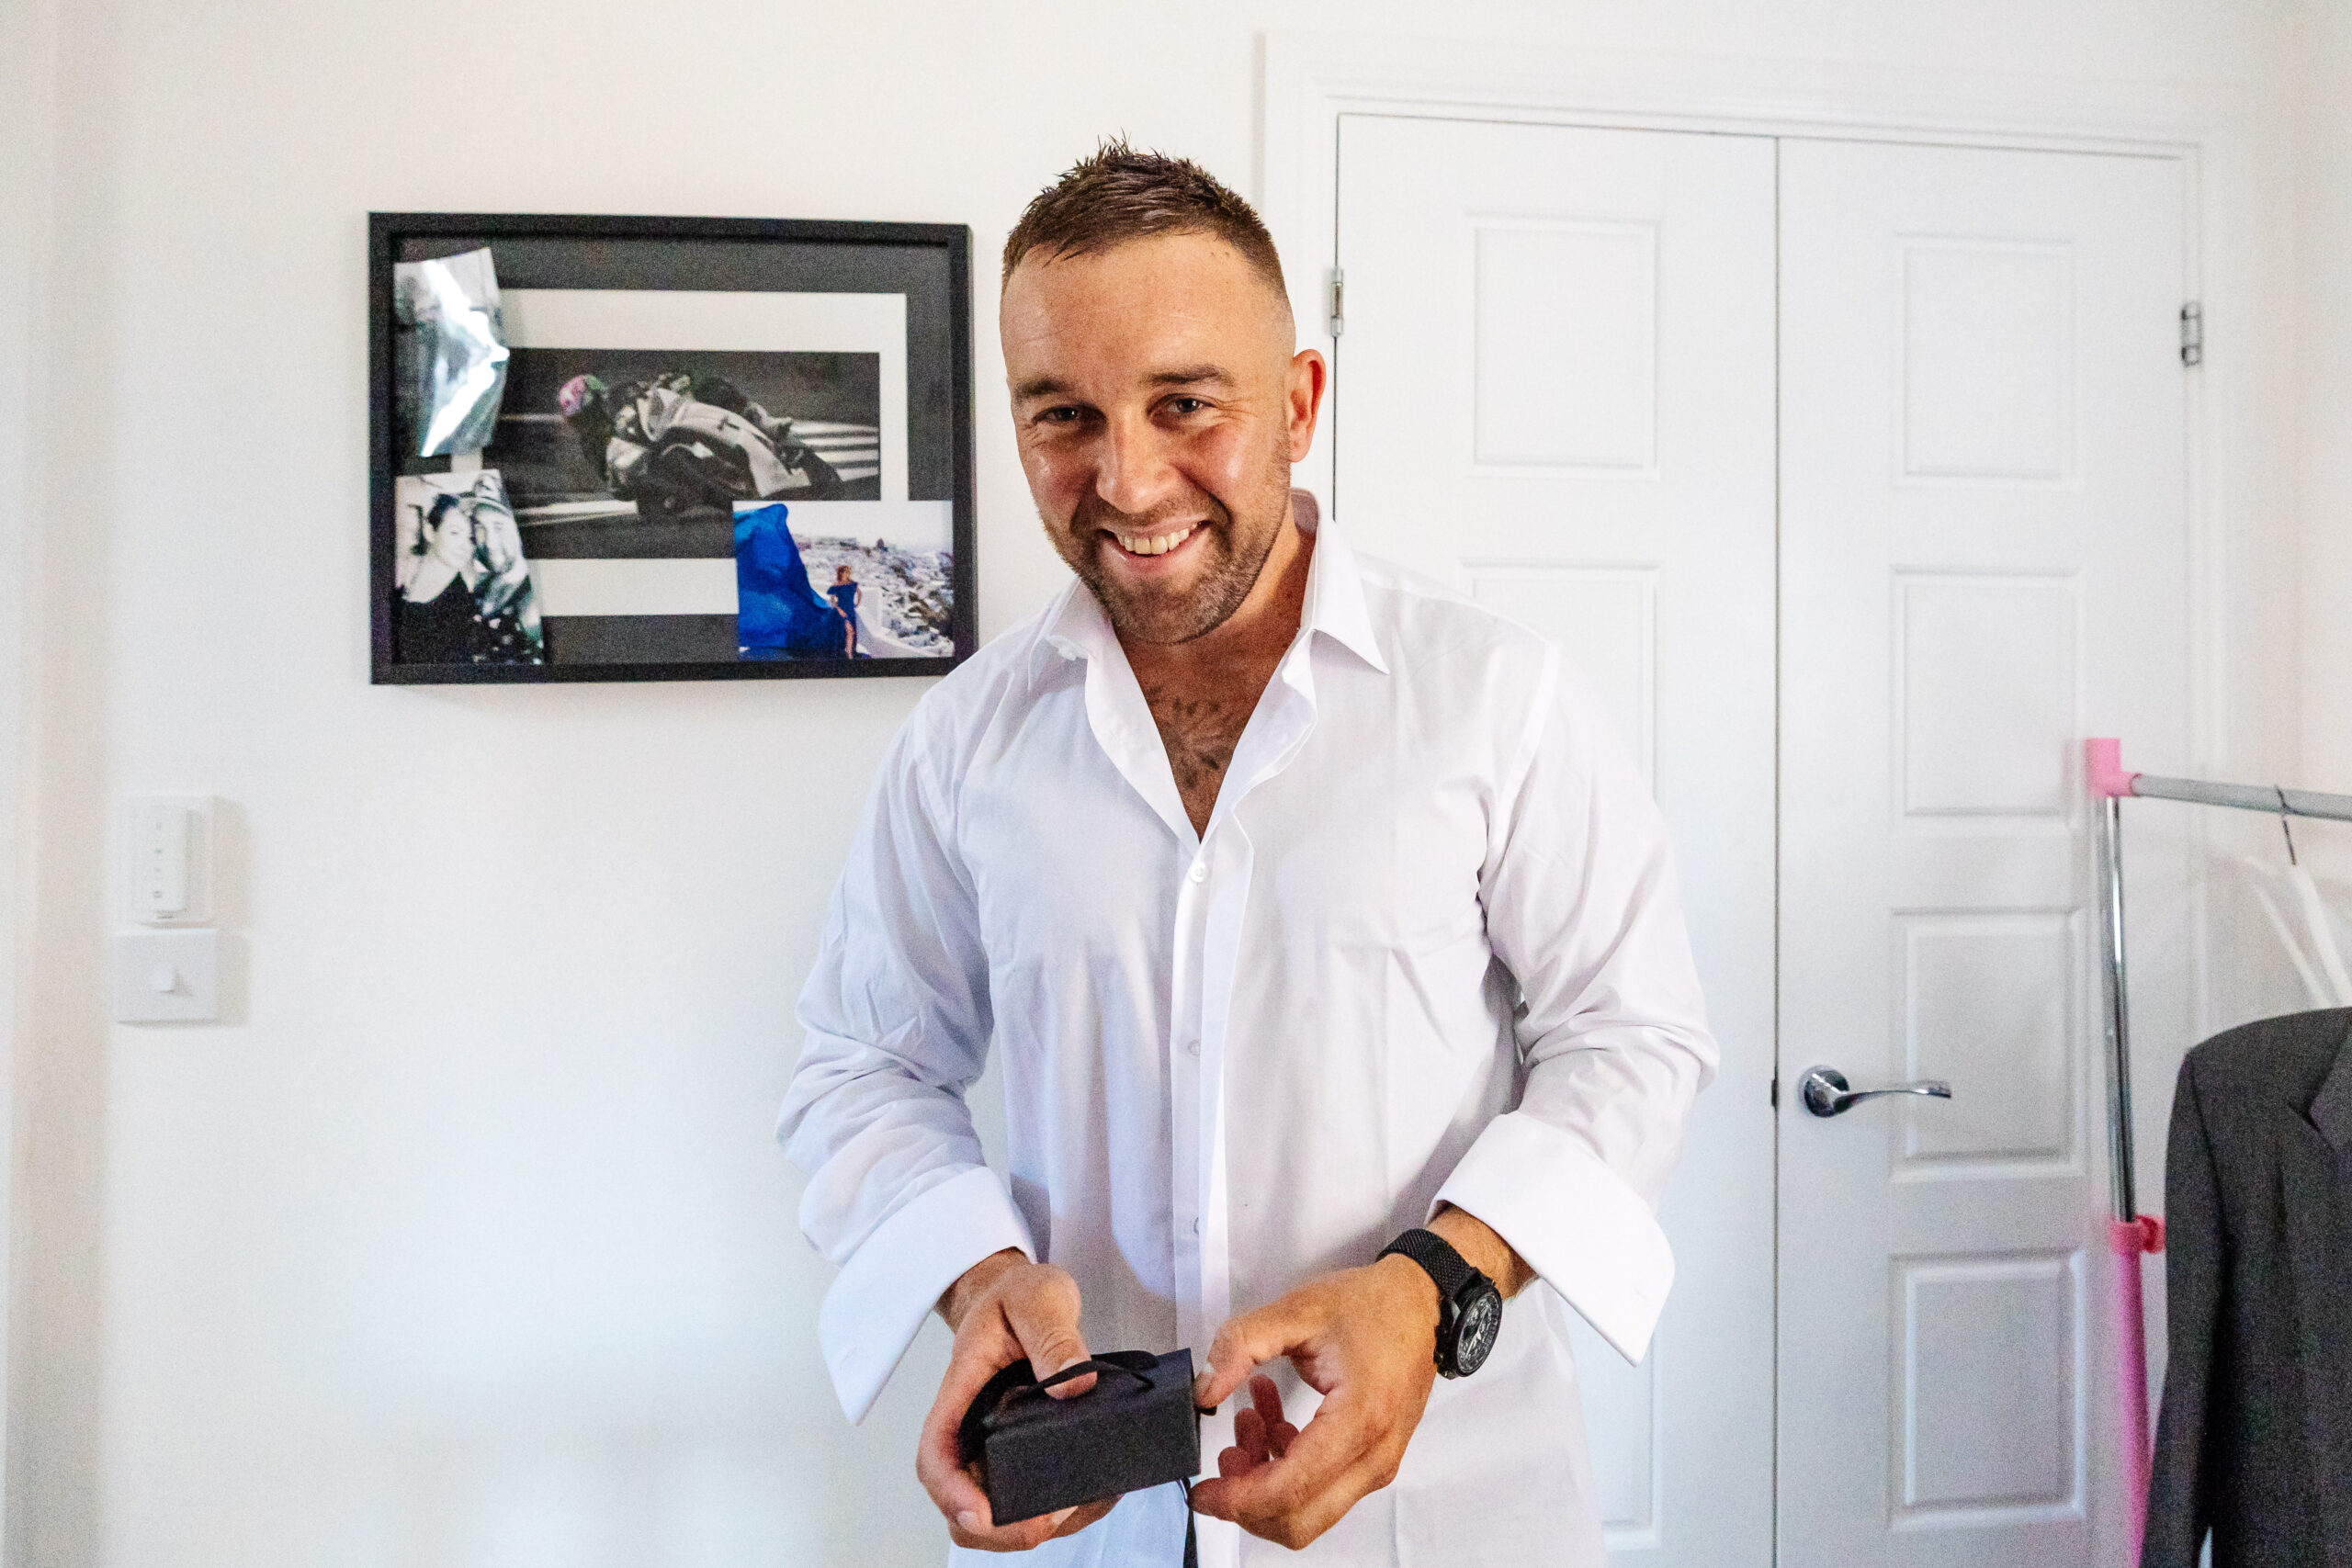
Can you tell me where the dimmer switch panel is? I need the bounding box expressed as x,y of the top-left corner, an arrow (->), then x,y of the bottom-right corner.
125,796 -> 213,925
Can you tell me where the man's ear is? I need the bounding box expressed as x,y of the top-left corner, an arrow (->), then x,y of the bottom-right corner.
1286,349 -> 1328,463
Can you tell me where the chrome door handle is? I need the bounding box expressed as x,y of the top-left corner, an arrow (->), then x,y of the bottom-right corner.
1798,1066 -> 1953,1118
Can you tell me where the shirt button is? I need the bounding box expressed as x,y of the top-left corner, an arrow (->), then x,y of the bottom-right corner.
1187,861 -> 1207,884
1184,1038 -> 1201,1057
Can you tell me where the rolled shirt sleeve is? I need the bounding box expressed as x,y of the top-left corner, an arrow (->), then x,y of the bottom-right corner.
777,716 -> 1033,1423
1435,649 -> 1720,1365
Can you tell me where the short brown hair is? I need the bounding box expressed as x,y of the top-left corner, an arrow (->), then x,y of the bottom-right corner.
1001,141 -> 1288,303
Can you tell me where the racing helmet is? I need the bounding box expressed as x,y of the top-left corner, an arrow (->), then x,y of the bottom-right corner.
556,373 -> 606,419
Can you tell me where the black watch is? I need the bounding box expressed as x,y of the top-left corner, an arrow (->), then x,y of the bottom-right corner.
1378,1228 -> 1503,1378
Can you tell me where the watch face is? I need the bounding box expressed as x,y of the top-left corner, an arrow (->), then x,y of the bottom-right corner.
1453,1285 -> 1503,1376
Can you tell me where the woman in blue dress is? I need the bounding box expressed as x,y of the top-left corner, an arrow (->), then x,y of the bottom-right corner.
827,565 -> 860,657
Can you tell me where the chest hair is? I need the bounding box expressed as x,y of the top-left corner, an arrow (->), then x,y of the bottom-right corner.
1140,676 -> 1265,837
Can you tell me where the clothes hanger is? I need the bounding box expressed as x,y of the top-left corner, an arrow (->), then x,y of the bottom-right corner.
2233,854 -> 2333,1009
2274,791 -> 2352,1006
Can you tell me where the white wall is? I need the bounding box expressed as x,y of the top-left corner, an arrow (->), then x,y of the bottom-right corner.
2292,0 -> 2352,798
0,3 -> 2311,1566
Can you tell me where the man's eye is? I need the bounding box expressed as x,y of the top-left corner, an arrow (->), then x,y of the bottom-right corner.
1166,397 -> 1208,416
1038,406 -> 1083,424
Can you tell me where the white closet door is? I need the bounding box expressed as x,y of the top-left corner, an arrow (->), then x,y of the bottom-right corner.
1334,113 -> 1777,1568
1776,139 -> 2190,1568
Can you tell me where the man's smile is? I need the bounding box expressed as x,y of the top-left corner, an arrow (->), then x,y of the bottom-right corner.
1102,522 -> 1205,562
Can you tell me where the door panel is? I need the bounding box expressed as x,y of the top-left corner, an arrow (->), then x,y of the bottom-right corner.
1334,114 -> 1777,1568
1776,138 -> 2190,1568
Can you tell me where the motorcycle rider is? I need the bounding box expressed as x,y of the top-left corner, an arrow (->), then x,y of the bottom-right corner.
556,371 -> 841,515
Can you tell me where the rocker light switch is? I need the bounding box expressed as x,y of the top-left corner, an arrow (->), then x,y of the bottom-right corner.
112,929 -> 219,1023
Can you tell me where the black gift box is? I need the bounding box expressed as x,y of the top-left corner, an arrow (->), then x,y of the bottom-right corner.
956,1348 -> 1201,1525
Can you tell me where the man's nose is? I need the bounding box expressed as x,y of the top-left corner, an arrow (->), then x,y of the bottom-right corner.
1093,413 -> 1182,517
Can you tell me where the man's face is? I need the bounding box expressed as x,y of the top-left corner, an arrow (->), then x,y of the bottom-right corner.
1001,232 -> 1323,645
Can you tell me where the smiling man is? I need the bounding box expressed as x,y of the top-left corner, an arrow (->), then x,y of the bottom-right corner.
778,145 -> 1718,1567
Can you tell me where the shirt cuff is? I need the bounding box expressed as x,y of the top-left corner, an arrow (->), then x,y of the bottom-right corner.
817,1165 -> 1035,1423
1431,1111 -> 1674,1365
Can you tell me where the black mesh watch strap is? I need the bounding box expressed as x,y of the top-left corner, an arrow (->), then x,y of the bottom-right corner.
1378,1227 -> 1476,1302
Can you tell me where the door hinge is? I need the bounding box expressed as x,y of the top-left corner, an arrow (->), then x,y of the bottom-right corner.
2180,301 -> 2203,367
1329,267 -> 1345,338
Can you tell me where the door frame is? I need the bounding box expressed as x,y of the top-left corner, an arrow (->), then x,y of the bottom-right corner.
0,0 -> 65,1550
1262,30 -> 2261,1567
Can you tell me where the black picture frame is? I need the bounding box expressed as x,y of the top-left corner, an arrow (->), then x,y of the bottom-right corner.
368,212 -> 977,684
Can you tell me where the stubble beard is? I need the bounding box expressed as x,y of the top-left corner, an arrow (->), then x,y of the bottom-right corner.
1047,471 -> 1294,648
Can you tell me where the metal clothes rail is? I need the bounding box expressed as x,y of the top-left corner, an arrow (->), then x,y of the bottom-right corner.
2085,737 -> 2352,1562
2087,739 -> 2352,1221
2126,772 -> 2352,824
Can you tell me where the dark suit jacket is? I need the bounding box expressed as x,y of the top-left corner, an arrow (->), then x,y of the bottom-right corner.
2145,1009 -> 2352,1568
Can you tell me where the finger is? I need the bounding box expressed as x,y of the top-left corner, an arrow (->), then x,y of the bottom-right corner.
1194,1294 -> 1321,1411
915,1438 -> 997,1544
1270,1420 -> 1300,1461
916,1391 -> 995,1522
1233,1407 -> 1269,1462
927,1461 -> 993,1539
1249,1374 -> 1286,1434
1047,1498 -> 1117,1540
918,1338 -> 1018,1477
1218,1442 -> 1268,1480
947,1499 -> 1073,1553
943,1483 -> 1091,1553
1001,1276 -> 1094,1398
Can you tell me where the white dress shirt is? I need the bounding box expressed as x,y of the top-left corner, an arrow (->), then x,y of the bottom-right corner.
778,508 -> 1717,1567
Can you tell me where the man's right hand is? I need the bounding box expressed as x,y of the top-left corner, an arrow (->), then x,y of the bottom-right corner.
918,1248 -> 1116,1552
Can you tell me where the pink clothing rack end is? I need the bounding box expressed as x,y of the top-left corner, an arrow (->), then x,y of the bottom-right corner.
2108,1213 -> 2166,1566
2086,737 -> 2140,801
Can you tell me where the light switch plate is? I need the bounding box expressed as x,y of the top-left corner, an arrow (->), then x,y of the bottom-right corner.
112,929 -> 220,1023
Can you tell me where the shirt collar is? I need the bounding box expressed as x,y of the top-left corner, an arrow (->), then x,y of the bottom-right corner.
1027,574 -> 1117,681
1295,497 -> 1389,676
1024,491 -> 1389,684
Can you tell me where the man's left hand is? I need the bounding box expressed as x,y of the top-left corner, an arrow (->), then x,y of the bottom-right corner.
1185,1253 -> 1442,1550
